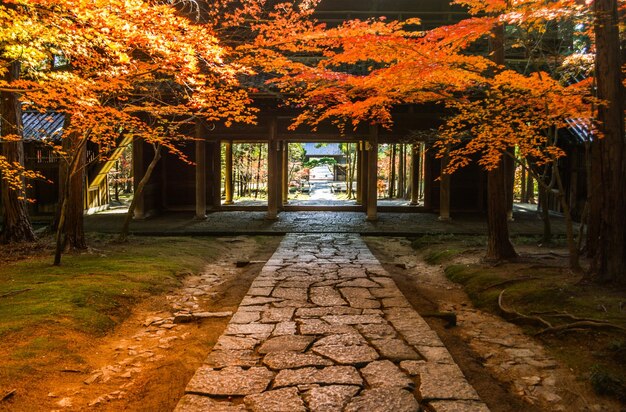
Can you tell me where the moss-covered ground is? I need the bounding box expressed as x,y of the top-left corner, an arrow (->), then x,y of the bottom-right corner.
0,236 -> 229,387
411,234 -> 626,403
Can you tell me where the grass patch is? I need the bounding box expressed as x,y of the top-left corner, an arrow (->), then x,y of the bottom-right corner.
410,234 -> 486,250
590,365 -> 626,402
424,248 -> 464,265
510,234 -> 568,247
0,234 -> 276,395
410,234 -> 485,265
0,235 -> 221,338
409,233 -> 487,250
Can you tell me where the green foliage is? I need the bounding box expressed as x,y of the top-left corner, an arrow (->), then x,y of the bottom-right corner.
304,157 -> 337,169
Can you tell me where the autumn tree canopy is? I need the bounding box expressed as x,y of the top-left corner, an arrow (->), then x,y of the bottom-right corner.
1,0 -> 624,280
0,0 -> 256,188
247,0 -> 623,278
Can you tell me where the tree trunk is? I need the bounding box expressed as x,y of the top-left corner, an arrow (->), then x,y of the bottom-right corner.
589,0 -> 626,283
485,23 -> 518,261
486,165 -> 518,261
538,185 -> 552,245
0,60 -> 36,243
526,174 -> 535,203
119,144 -> 161,242
553,161 -> 582,272
64,136 -> 87,250
54,134 -> 89,265
520,159 -> 527,202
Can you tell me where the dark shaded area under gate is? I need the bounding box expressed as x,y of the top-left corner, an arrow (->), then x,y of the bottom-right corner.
83,205 -> 568,237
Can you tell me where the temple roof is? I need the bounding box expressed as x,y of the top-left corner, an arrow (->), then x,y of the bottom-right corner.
303,142 -> 344,156
22,111 -> 65,141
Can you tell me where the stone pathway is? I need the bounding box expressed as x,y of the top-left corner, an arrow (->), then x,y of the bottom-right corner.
175,234 -> 489,412
85,205 -> 571,237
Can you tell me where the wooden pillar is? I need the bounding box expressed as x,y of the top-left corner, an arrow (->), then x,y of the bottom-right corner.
195,121 -> 207,219
360,140 -> 369,211
367,126 -> 378,221
267,119 -> 279,220
210,140 -> 222,210
282,141 -> 289,204
356,142 -> 363,204
439,154 -> 451,221
224,141 -> 234,205
410,143 -> 420,205
423,146 -> 433,210
277,140 -> 284,210
398,144 -> 405,198
132,138 -> 145,219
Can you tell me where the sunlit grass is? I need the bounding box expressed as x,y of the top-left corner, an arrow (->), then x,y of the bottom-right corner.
0,236 -> 220,337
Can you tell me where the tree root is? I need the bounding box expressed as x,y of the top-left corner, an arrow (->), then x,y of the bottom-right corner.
480,276 -> 539,292
0,288 -> 32,298
535,321 -> 626,336
1,389 -> 15,402
498,289 -> 626,336
529,310 -> 612,324
497,289 -> 552,328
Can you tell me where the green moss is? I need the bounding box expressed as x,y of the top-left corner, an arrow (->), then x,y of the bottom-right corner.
0,236 -> 224,338
0,235 -> 282,390
410,234 -> 486,251
443,260 -> 626,403
590,365 -> 626,401
10,337 -> 67,361
424,248 -> 463,265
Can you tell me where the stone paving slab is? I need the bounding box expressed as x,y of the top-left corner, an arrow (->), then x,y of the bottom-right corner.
176,233 -> 490,411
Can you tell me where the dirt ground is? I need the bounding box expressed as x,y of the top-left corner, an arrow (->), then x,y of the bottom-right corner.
0,236 -> 280,412
364,236 -> 623,412
1,234 -> 622,411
